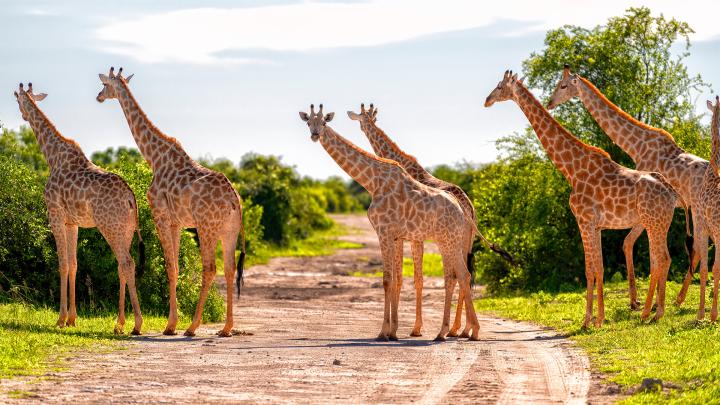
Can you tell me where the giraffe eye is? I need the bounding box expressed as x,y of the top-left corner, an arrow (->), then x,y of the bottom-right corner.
560,84 -> 567,89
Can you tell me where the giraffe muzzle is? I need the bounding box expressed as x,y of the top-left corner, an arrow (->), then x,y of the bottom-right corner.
484,97 -> 494,107
311,133 -> 320,142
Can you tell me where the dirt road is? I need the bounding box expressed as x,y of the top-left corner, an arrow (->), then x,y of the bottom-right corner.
3,214 -> 606,404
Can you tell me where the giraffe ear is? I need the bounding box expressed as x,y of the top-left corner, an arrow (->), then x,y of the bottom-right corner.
299,112 -> 310,122
13,91 -> 18,99
346,111 -> 360,120
32,93 -> 48,102
99,74 -> 110,84
708,100 -> 715,112
125,74 -> 134,83
324,112 -> 335,122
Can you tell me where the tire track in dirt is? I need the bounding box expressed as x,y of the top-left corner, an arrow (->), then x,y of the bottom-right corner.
1,214 -> 606,404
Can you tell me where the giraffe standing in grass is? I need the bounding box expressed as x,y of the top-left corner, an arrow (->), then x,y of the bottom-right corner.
347,103 -> 514,337
700,97 -> 720,321
14,82 -> 144,335
300,104 -> 479,341
485,71 -> 690,327
96,67 -> 246,337
548,65 -> 704,316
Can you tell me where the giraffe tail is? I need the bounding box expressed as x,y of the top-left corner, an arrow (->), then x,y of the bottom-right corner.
236,203 -> 247,298
475,231 -> 518,267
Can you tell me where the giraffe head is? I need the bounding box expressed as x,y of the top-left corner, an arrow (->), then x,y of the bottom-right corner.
346,103 -> 378,126
484,70 -> 523,107
709,95 -> 720,125
299,104 -> 334,142
547,64 -> 580,110
96,67 -> 134,103
14,82 -> 48,121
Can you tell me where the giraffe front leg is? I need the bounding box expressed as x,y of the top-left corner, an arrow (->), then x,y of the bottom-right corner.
579,225 -> 601,329
410,241 -> 424,337
676,217 -> 705,307
49,212 -> 69,328
377,237 -> 396,341
154,215 -> 181,335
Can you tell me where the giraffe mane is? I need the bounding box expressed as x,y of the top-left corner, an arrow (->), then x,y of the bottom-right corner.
327,127 -> 403,169
578,76 -> 675,142
518,82 -> 612,160
368,123 -> 422,166
115,79 -> 187,151
22,93 -> 84,152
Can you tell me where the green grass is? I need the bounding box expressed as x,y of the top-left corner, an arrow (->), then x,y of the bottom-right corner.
350,252 -> 444,277
474,280 -> 720,403
0,302 -> 172,380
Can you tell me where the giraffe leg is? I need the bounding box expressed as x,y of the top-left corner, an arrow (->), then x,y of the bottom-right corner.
459,263 -> 480,340
218,227 -> 240,337
185,231 -> 219,337
641,244 -> 660,322
154,216 -> 181,335
115,272 -> 127,335
623,225 -> 643,311
676,214 -> 705,307
388,241 -> 403,341
435,245 -> 458,341
48,211 -> 69,328
650,231 -> 671,322
579,226 -> 600,329
65,225 -> 79,327
410,241 -> 424,337
449,288 -> 464,338
711,247 -> 720,322
695,225 -> 710,320
101,221 -> 144,336
377,237 -> 397,341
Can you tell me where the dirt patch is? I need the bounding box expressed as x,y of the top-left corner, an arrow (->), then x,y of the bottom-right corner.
1,214 -> 610,404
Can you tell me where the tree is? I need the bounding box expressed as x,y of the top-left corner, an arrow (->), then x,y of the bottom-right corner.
523,7 -> 710,166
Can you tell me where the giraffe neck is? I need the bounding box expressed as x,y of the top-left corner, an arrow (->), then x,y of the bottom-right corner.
114,81 -> 194,172
319,126 -> 402,196
360,121 -> 428,179
512,82 -> 611,182
711,108 -> 720,173
20,98 -> 89,171
576,77 -> 682,164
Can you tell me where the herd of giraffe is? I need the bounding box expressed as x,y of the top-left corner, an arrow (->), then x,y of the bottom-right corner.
11,64 -> 720,342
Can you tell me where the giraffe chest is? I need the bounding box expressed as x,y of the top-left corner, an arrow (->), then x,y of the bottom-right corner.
44,180 -> 96,227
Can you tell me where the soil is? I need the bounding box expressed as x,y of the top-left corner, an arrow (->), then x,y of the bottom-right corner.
1,214 -> 615,404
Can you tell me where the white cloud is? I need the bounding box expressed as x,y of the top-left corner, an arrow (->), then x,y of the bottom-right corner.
95,0 -> 720,65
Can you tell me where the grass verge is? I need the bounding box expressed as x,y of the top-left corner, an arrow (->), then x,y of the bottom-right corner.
0,302 -> 171,379
474,280 -> 720,404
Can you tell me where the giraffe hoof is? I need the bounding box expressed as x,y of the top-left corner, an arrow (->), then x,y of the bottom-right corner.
410,331 -> 422,337
217,330 -> 232,338
468,334 -> 480,341
459,331 -> 471,338
66,319 -> 76,327
163,328 -> 177,336
376,334 -> 389,342
433,334 -> 446,342
131,329 -> 142,336
388,334 -> 398,341
113,326 -> 124,335
447,330 -> 459,337
630,302 -> 640,311
183,330 -> 196,337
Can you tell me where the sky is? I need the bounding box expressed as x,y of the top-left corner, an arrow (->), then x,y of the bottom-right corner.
1,0 -> 719,179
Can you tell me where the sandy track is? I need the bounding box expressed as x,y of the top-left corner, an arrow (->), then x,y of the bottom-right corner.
2,214 -> 607,404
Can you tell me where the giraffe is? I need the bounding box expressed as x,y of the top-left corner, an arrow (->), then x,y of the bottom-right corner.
485,71 -> 690,327
347,103 -> 515,337
700,96 -> 720,321
14,82 -> 144,335
96,67 -> 246,337
299,104 -> 479,341
547,65 -> 706,317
